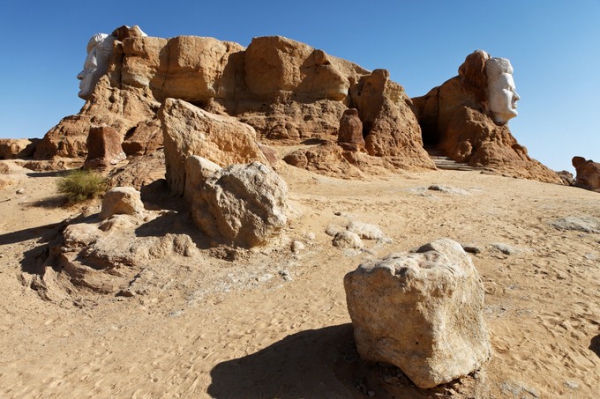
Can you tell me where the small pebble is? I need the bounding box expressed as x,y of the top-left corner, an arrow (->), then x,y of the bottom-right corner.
291,240 -> 305,253
16,188 -> 25,194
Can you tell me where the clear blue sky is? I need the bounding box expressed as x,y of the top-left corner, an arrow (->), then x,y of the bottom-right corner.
1,0 -> 599,173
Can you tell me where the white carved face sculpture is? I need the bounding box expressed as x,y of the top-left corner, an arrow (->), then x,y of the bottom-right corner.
486,58 -> 520,125
77,33 -> 115,99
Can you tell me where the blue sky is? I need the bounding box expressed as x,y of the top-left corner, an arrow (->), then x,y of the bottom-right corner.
1,0 -> 599,172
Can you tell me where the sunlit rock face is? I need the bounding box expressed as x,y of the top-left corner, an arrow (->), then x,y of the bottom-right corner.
38,26 -> 436,175
486,57 -> 520,125
411,50 -> 561,184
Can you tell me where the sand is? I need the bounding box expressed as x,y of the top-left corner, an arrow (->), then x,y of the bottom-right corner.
1,158 -> 599,398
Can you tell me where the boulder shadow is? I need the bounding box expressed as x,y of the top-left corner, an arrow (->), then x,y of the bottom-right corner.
207,323 -> 441,399
207,324 -> 357,398
589,335 -> 600,358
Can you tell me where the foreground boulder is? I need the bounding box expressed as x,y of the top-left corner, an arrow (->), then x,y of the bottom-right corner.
344,238 -> 491,389
572,156 -> 600,192
189,161 -> 288,247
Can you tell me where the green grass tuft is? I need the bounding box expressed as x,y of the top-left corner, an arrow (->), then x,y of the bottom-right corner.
57,169 -> 109,203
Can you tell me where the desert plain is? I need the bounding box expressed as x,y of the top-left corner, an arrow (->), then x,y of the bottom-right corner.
0,151 -> 599,398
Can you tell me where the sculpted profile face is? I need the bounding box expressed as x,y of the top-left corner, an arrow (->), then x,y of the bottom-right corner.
77,33 -> 116,99
485,57 -> 520,125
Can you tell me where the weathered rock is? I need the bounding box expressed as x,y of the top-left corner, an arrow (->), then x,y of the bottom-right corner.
100,187 -> 145,220
160,98 -> 268,196
122,120 -> 163,156
190,162 -> 288,247
351,69 -> 433,170
412,51 -> 561,184
35,28 -> 435,177
556,170 -> 574,186
83,126 -> 126,170
184,155 -> 221,204
0,139 -> 38,159
572,156 -> 600,192
337,108 -> 365,152
108,149 -> 166,191
344,238 -> 491,389
346,221 -> 386,241
332,231 -> 363,249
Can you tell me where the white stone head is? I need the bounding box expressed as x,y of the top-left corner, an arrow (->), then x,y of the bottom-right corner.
77,33 -> 116,99
485,57 -> 520,125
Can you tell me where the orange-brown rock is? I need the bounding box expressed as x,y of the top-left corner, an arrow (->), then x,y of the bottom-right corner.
0,139 -> 38,159
35,29 -> 435,177
122,120 -> 163,156
83,126 -> 126,170
351,69 -> 433,169
337,108 -> 364,152
572,156 -> 600,192
160,98 -> 268,196
412,51 -> 561,184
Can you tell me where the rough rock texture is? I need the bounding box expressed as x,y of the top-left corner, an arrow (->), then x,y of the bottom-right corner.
412,51 -> 561,184
35,29 -> 435,177
344,238 -> 491,389
108,150 -> 165,191
100,187 -> 145,220
83,126 -> 126,170
189,162 -> 288,247
337,108 -> 365,152
0,139 -> 38,159
572,156 -> 600,192
122,120 -> 163,156
184,155 -> 221,204
160,98 -> 268,197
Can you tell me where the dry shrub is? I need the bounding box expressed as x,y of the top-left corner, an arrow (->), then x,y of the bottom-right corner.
57,169 -> 108,203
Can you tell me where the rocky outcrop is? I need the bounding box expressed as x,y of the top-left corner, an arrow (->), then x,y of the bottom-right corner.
35,28 -> 435,177
83,126 -> 126,170
412,50 -> 561,184
188,161 -> 288,247
344,238 -> 491,389
0,139 -> 38,159
572,156 -> 600,192
100,187 -> 146,220
337,108 -> 364,152
160,98 -> 268,197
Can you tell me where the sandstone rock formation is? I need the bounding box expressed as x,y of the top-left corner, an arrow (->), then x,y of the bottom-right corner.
412,50 -> 561,183
0,139 -> 38,159
160,98 -> 268,197
188,161 -> 288,247
35,27 -> 435,178
344,238 -> 491,389
100,187 -> 145,220
337,108 -> 364,152
35,27 -> 561,185
572,156 -> 600,192
83,126 -> 126,170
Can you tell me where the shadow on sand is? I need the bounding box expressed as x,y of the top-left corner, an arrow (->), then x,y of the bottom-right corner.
207,324 -> 440,399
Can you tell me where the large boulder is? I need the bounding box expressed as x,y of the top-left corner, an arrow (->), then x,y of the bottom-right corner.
83,126 -> 126,170
344,238 -> 491,389
572,156 -> 600,192
412,50 -> 561,184
160,98 -> 268,196
189,161 -> 288,247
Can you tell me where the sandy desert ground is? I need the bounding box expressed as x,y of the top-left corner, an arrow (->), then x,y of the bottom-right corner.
0,155 -> 599,398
